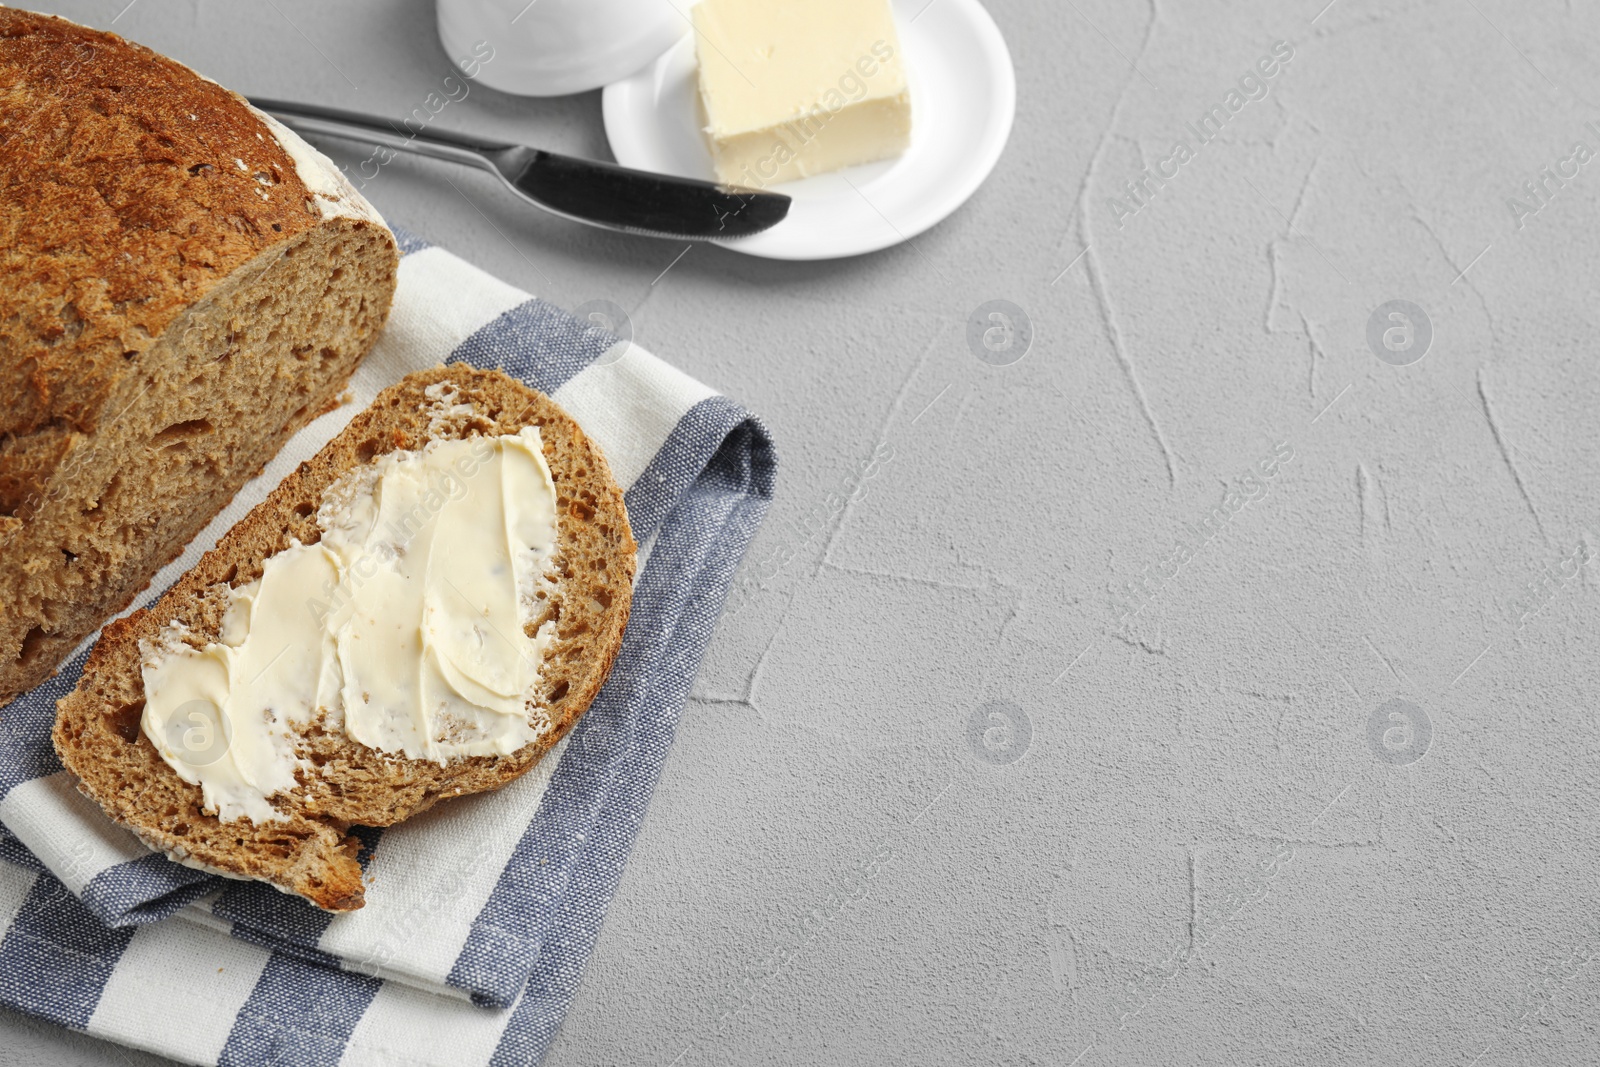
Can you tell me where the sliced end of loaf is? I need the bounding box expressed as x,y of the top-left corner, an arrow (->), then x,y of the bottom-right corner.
1,220 -> 398,706
53,366 -> 636,910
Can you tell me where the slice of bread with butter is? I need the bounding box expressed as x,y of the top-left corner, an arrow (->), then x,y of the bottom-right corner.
53,366 -> 636,911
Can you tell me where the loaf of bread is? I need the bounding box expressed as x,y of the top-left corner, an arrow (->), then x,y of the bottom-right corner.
54,366 -> 637,910
0,10 -> 399,705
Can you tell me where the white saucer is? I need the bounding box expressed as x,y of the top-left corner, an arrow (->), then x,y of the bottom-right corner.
600,0 -> 1017,261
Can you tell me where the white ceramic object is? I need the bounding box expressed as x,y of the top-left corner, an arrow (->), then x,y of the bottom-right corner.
601,0 -> 1016,261
436,0 -> 689,97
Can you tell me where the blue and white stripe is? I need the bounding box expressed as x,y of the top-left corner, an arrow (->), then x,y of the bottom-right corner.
0,228 -> 775,1064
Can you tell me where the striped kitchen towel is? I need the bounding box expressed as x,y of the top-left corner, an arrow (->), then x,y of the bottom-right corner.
0,227 -> 775,1064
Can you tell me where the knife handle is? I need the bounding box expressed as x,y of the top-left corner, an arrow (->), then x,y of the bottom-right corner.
250,97 -> 509,175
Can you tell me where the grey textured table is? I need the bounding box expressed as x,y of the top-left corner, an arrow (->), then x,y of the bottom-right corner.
8,0 -> 1600,1064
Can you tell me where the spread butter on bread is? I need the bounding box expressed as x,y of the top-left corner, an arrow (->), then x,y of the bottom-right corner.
53,367 -> 636,911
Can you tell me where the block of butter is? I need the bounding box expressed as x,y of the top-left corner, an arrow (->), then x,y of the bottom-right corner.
690,0 -> 912,187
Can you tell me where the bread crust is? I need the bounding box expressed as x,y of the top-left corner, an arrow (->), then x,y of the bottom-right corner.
54,366 -> 637,911
0,9 -> 325,452
0,10 -> 398,702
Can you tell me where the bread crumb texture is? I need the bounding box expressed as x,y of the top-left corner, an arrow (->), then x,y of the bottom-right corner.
54,367 -> 637,911
0,10 -> 397,702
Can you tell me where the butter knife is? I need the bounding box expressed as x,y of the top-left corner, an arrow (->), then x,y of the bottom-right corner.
252,98 -> 791,241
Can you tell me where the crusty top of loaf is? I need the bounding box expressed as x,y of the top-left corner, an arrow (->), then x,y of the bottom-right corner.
0,9 -> 364,476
